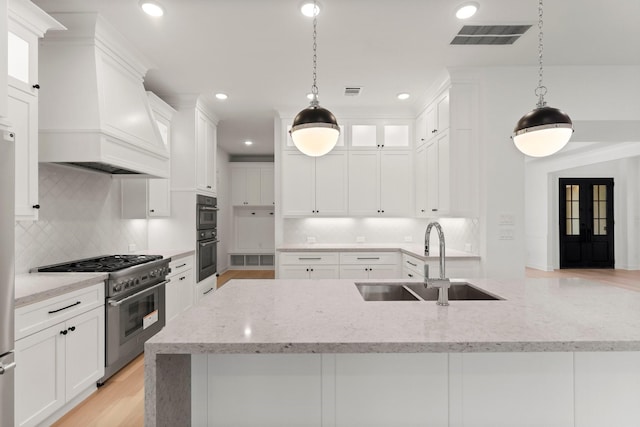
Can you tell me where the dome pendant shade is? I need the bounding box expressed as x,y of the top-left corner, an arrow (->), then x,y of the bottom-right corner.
512,106 -> 573,157
290,104 -> 340,157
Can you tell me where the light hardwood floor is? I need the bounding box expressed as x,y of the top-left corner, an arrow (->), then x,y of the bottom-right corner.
52,267 -> 637,426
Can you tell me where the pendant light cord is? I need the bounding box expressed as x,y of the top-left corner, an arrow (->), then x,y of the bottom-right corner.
310,1 -> 319,106
535,0 -> 547,108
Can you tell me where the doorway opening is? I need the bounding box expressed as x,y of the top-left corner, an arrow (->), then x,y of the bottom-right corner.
559,178 -> 614,268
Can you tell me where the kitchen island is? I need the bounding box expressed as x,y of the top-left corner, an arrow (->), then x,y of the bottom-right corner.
145,277 -> 640,427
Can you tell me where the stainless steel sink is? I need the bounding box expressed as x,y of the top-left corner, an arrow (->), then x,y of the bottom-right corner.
355,283 -> 419,301
355,282 -> 502,302
405,282 -> 501,301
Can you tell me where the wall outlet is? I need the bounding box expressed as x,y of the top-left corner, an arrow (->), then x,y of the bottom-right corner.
306,236 -> 316,244
128,243 -> 137,252
404,236 -> 413,242
356,236 -> 366,243
499,228 -> 515,240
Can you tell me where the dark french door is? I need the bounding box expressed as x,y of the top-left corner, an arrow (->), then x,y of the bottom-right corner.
559,178 -> 614,268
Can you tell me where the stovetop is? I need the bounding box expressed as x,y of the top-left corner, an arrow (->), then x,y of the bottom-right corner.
37,255 -> 163,273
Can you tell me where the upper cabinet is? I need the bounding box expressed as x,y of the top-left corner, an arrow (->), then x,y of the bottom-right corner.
281,151 -> 348,217
171,99 -> 218,194
415,81 -> 479,218
230,163 -> 274,206
196,109 -> 217,195
348,121 -> 412,150
7,0 -> 64,221
121,92 -> 176,219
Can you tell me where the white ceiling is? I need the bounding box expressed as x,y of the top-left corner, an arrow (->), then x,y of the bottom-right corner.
34,0 -> 640,155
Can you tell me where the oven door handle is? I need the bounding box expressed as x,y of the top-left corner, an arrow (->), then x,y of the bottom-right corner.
199,206 -> 219,211
108,280 -> 169,307
199,240 -> 220,247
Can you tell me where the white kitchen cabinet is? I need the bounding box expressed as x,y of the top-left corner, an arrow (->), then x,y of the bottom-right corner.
281,151 -> 348,216
348,121 -> 412,150
415,108 -> 429,148
7,1 -> 63,221
402,253 -> 425,280
196,108 -> 217,195
230,163 -> 274,206
348,150 -> 412,216
338,252 -> 400,279
278,252 -> 340,279
15,282 -> 105,427
417,81 -> 479,217
402,252 -> 480,280
165,255 -> 195,324
195,279 -> 217,303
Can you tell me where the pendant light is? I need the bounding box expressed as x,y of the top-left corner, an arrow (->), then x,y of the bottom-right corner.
290,0 -> 340,157
512,0 -> 573,157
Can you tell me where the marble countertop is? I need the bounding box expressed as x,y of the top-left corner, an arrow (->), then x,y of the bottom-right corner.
277,243 -> 479,261
15,272 -> 108,308
136,248 -> 195,260
146,277 -> 640,354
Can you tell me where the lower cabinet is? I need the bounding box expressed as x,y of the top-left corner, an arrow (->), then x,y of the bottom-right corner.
278,252 -> 340,279
193,352 -> 640,426
338,252 -> 400,279
166,255 -> 195,323
195,278 -> 217,303
15,300 -> 104,427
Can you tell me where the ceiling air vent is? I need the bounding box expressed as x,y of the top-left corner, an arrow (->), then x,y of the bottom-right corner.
344,87 -> 362,96
451,25 -> 532,45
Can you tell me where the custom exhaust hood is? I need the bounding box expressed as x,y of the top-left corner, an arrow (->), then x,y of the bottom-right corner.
38,13 -> 169,178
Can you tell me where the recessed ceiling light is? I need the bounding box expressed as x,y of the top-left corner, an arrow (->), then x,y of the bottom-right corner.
140,0 -> 164,17
456,2 -> 479,19
300,2 -> 320,17
244,140 -> 253,146
215,93 -> 228,100
397,93 -> 410,100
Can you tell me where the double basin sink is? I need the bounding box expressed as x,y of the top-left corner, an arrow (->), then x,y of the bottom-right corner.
355,281 -> 502,302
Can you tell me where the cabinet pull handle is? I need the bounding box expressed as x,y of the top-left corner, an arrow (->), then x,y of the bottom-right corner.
298,257 -> 321,260
408,273 -> 413,278
179,276 -> 186,280
357,257 -> 379,260
32,204 -> 40,209
251,212 -> 256,215
432,208 -> 438,212
176,263 -> 187,269
207,185 -> 212,189
421,209 -> 425,213
60,330 -> 68,335
203,287 -> 214,295
48,301 -> 81,314
68,326 -> 76,332
406,260 -> 417,267
32,84 -> 40,89
0,361 -> 16,375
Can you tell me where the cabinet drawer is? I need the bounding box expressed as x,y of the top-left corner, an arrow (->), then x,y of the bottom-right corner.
340,252 -> 398,265
402,254 -> 424,275
340,252 -> 399,265
16,282 -> 105,340
169,255 -> 194,277
279,252 -> 339,265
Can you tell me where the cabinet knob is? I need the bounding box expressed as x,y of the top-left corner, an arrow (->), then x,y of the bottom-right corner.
251,212 -> 255,215
207,185 -> 212,189
432,129 -> 437,133
421,209 -> 425,212
150,209 -> 155,213
408,273 -> 413,278
68,326 -> 76,332
32,204 -> 40,209
60,330 -> 68,335
32,84 -> 40,89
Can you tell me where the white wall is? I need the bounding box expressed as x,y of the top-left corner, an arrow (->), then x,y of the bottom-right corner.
15,163 -> 148,274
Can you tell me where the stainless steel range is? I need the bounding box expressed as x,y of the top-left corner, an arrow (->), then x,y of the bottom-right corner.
36,254 -> 170,385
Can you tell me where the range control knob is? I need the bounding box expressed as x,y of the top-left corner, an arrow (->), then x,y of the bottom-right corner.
113,283 -> 122,292
150,270 -> 157,278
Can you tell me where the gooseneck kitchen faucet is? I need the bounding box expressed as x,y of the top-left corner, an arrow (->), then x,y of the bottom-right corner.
424,221 -> 450,306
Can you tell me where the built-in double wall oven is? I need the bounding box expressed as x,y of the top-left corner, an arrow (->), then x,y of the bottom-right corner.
197,195 -> 219,282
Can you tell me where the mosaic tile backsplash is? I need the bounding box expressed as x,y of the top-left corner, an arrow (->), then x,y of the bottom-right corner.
15,163 -> 148,274
282,217 -> 480,253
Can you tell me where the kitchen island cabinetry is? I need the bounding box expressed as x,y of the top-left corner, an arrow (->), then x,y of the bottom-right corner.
278,252 -> 339,279
15,282 -> 105,427
7,0 -> 64,221
146,277 -> 640,426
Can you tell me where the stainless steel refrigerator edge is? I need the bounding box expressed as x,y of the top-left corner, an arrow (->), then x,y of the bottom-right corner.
0,131 -> 16,427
